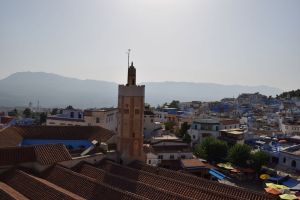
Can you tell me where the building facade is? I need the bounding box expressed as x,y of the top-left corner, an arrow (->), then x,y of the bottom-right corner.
188,118 -> 220,145
84,108 -> 118,132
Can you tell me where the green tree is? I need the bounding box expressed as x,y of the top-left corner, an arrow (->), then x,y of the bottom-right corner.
169,100 -> 180,109
66,105 -> 74,110
23,108 -> 32,118
178,122 -> 190,137
194,137 -> 228,162
164,121 -> 176,132
182,133 -> 191,143
228,144 -> 251,167
51,108 -> 58,115
8,108 -> 18,117
251,151 -> 270,172
39,112 -> 47,125
194,144 -> 207,159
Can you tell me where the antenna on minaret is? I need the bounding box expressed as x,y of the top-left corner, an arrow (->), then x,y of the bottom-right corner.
126,49 -> 131,68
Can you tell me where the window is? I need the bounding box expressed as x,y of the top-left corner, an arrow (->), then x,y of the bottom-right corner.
78,113 -> 82,119
158,155 -> 163,159
181,155 -> 186,159
96,117 -> 100,123
291,160 -> 296,168
151,119 -> 154,123
193,135 -> 196,139
135,109 -> 140,114
148,160 -> 151,164
194,125 -> 198,129
70,112 -> 74,118
283,157 -> 286,163
124,109 -> 129,114
215,126 -> 219,131
170,155 -> 174,159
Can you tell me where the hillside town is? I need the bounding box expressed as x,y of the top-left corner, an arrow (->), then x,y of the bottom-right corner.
0,63 -> 300,200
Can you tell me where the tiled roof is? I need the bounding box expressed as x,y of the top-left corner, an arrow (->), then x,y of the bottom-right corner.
0,170 -> 82,200
0,144 -> 72,166
0,126 -> 114,148
43,165 -> 147,200
0,117 -> 14,125
98,160 -> 237,200
220,119 -> 240,125
0,127 -> 23,147
34,144 -> 72,165
0,159 -> 276,200
77,163 -> 191,200
129,161 -> 276,200
0,182 -> 29,200
180,159 -> 212,169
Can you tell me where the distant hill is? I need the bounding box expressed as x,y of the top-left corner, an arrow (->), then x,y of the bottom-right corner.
0,72 -> 283,108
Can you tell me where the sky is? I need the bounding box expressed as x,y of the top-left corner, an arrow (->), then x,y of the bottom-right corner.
0,0 -> 299,90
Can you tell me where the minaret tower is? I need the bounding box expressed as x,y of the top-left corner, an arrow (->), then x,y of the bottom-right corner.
117,56 -> 145,164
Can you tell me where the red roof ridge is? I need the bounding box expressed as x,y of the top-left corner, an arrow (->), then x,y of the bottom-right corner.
0,181 -> 30,200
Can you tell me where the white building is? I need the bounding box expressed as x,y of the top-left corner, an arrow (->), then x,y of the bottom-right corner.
145,141 -> 193,168
46,108 -> 85,126
188,118 -> 220,145
47,107 -> 118,132
144,110 -> 162,139
154,110 -> 168,123
219,119 -> 240,130
278,145 -> 300,172
84,108 -> 118,132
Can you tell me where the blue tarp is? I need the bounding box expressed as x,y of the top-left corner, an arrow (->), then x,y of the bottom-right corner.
268,175 -> 286,182
282,178 -> 299,188
209,169 -> 226,180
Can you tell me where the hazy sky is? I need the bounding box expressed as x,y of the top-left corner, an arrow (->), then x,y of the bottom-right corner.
0,0 -> 299,90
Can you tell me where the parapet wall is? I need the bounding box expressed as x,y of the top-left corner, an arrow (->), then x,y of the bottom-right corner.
118,85 -> 145,97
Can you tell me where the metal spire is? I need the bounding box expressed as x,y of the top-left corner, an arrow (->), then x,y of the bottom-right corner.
126,49 -> 131,68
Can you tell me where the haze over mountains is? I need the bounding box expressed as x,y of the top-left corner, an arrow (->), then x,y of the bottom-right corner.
0,72 -> 283,108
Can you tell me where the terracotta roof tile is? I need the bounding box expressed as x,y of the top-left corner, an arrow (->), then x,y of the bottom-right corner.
0,144 -> 72,166
43,165 -> 147,200
34,144 -> 72,165
1,170 -> 83,200
78,164 -> 191,200
129,162 -> 276,200
220,119 -> 240,125
0,182 -> 29,200
98,160 -> 237,200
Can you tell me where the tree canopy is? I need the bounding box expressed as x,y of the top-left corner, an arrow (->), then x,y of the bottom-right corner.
228,144 -> 251,167
173,121 -> 191,143
8,108 -> 18,117
23,108 -> 32,118
250,151 -> 270,172
194,137 -> 228,162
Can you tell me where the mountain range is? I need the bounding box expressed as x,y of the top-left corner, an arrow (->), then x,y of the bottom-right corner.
0,72 -> 283,108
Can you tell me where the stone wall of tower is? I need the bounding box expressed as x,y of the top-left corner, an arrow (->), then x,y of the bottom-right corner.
117,85 -> 145,163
